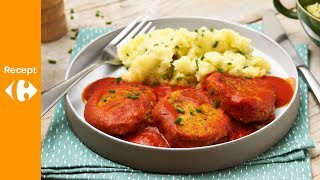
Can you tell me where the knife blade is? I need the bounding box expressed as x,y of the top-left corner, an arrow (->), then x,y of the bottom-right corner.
263,10 -> 320,103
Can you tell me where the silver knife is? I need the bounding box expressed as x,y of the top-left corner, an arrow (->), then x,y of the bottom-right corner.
263,10 -> 320,103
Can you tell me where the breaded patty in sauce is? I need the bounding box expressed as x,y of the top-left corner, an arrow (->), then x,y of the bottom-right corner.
125,127 -> 170,148
84,82 -> 156,136
152,89 -> 232,148
205,72 -> 275,123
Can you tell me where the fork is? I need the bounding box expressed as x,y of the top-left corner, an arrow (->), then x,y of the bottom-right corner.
41,17 -> 155,117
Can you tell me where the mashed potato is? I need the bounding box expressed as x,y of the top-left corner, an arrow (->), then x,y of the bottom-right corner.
117,27 -> 270,86
307,2 -> 320,19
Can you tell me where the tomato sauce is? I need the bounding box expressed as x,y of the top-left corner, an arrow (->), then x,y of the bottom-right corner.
262,76 -> 294,108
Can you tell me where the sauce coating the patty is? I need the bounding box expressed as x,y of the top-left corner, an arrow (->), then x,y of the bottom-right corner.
125,127 -> 170,148
205,72 -> 276,123
84,82 -> 156,136
151,84 -> 187,102
152,89 -> 232,148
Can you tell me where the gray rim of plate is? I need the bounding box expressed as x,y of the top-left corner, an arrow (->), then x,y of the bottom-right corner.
65,16 -> 299,151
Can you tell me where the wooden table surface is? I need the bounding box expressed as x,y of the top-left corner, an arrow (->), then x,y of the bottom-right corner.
41,0 -> 320,178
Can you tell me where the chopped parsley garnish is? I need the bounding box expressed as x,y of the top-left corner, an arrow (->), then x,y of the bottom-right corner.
68,48 -> 73,54
196,108 -> 202,113
245,76 -> 252,79
126,53 -> 130,57
48,59 -> 57,64
174,117 -> 183,124
190,110 -> 195,115
217,68 -> 224,73
170,38 -> 173,41
70,9 -> 74,14
214,100 -> 220,108
116,77 -> 122,83
71,28 -> 78,32
70,15 -> 74,20
200,55 -> 205,61
165,45 -> 168,48
195,29 -> 198,33
70,36 -> 76,40
210,89 -> 215,95
101,96 -> 107,102
154,43 -> 159,46
213,41 -> 219,48
227,62 -> 232,65
175,45 -> 179,49
106,21 -> 112,25
127,93 -> 132,98
109,89 -> 115,93
175,107 -> 185,114
210,27 -> 214,32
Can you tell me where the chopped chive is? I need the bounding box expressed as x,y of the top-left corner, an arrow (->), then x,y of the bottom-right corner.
245,76 -> 252,79
70,36 -> 76,40
127,93 -> 132,98
213,41 -> 219,48
196,108 -> 202,113
131,95 -> 139,99
176,77 -> 183,81
209,27 -> 214,32
71,28 -> 78,32
95,11 -> 100,17
214,100 -> 220,108
202,29 -> 205,32
126,53 -> 130,57
134,92 -> 140,96
116,77 -> 122,83
154,43 -> 159,46
244,65 -> 249,68
190,110 -> 195,115
165,45 -> 168,48
175,107 -> 185,114
48,59 -> 57,64
68,48 -> 73,54
194,29 -> 198,33
109,89 -> 116,93
174,117 -> 183,124
210,89 -> 215,95
217,68 -> 224,73
170,38 -> 173,41
175,45 -> 179,49
195,59 -> 199,71
70,15 -> 74,20
227,62 -> 232,65
161,74 -> 167,80
200,55 -> 205,61
102,96 -> 107,102
106,21 -> 112,25
70,9 -> 74,14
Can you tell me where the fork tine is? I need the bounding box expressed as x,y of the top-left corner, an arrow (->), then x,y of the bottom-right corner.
136,22 -> 152,36
116,19 -> 147,47
147,26 -> 156,35
109,16 -> 141,45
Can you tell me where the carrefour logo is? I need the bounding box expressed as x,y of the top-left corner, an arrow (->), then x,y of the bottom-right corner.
5,80 -> 37,102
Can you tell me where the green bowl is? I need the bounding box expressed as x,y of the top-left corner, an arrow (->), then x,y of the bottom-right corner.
274,0 -> 320,46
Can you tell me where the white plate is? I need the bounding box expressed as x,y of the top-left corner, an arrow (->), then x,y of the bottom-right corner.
65,17 -> 299,173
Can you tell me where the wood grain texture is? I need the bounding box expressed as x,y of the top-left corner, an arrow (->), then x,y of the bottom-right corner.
41,0 -> 320,178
